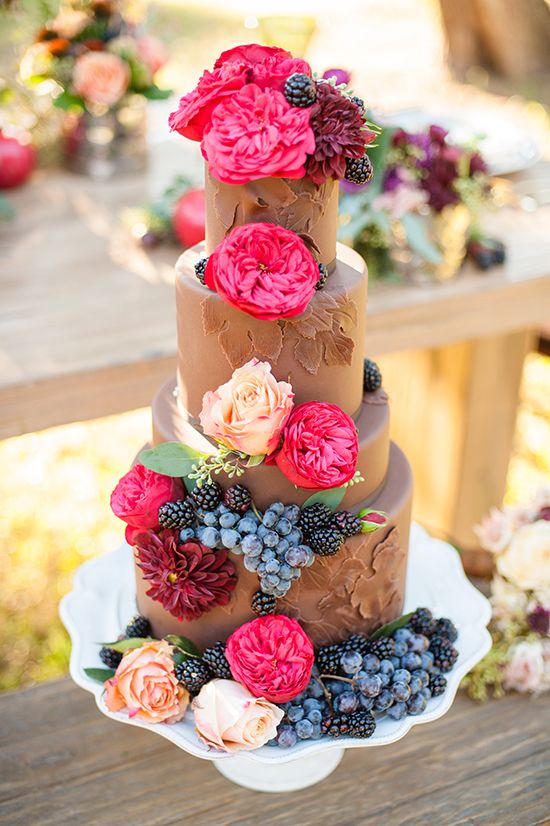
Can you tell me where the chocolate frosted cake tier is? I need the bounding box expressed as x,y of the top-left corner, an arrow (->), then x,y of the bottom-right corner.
175,242 -> 368,420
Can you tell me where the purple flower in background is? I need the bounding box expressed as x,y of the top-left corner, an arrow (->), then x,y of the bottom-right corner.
340,178 -> 371,193
527,605 -> 550,636
322,68 -> 351,86
428,124 -> 448,144
383,166 -> 403,192
538,506 -> 550,521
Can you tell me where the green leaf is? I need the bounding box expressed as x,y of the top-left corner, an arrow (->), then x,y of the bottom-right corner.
245,454 -> 265,468
138,441 -> 206,478
53,90 -> 84,111
141,84 -> 172,100
84,667 -> 115,682
369,612 -> 414,640
164,635 -> 200,657
301,487 -> 346,511
401,213 -> 443,265
100,637 -> 153,652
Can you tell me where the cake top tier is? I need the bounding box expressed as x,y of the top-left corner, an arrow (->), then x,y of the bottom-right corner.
169,44 -> 377,259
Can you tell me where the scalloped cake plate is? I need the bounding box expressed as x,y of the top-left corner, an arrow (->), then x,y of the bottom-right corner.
60,523 -> 492,791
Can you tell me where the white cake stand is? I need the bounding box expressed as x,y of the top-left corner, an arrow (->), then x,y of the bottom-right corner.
60,524 -> 491,793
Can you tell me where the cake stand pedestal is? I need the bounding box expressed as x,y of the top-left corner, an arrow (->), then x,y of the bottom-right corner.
60,524 -> 491,793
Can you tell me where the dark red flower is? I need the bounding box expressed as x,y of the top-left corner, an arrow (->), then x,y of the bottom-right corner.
305,82 -> 375,185
135,531 -> 237,621
527,605 -> 550,636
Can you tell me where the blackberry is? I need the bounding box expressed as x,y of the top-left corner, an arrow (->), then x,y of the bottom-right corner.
158,498 -> 195,530
429,636 -> 458,673
363,358 -> 382,393
428,673 -> 447,697
223,484 -> 252,514
202,641 -> 232,679
191,482 -> 222,511
194,257 -> 208,285
309,528 -> 343,556
433,617 -> 458,643
284,73 -> 317,108
315,263 -> 328,291
332,510 -> 362,538
342,633 -> 370,657
316,643 -> 345,676
124,615 -> 152,638
99,646 -> 123,669
174,658 -> 212,695
350,95 -> 365,114
408,607 -> 435,636
321,713 -> 352,737
299,503 -> 333,537
251,590 -> 277,616
369,636 -> 395,660
345,154 -> 374,186
349,710 -> 376,738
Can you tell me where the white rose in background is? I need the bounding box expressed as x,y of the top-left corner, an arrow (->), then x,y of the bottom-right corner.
474,506 -> 514,554
490,575 -> 527,629
497,520 -> 550,591
503,640 -> 546,694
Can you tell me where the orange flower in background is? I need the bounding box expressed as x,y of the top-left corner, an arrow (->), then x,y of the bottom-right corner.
73,51 -> 130,107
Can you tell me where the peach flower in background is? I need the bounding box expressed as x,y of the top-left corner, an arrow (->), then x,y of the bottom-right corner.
192,679 -> 283,752
104,640 -> 189,724
199,359 -> 294,457
73,51 -> 130,107
474,506 -> 514,554
51,9 -> 89,38
496,520 -> 550,591
136,35 -> 168,76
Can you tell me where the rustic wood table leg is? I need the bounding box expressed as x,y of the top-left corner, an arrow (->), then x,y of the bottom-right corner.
379,329 -> 535,575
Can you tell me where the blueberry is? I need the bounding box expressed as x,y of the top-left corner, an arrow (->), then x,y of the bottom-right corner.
300,545 -> 316,567
263,510 -> 279,528
295,719 -> 314,739
393,668 -> 411,684
179,527 -> 195,542
201,527 -> 220,548
379,672 -> 391,687
341,650 -> 363,674
219,511 -> 238,529
409,674 -> 423,694
407,693 -> 428,715
238,517 -> 258,535
285,546 -> 311,568
278,562 -> 294,580
265,558 -> 281,574
412,669 -> 430,688
203,511 -> 219,527
303,697 -> 321,713
355,674 -> 382,697
243,555 -> 260,573
362,654 -> 380,673
287,705 -> 304,722
257,524 -> 268,539
420,651 -> 435,671
391,682 -> 411,702
311,723 -> 322,740
375,688 -> 393,710
274,584 -> 290,598
270,502 -> 285,516
284,504 -> 301,524
267,738 -> 279,747
195,525 -> 207,540
307,679 -> 324,699
277,538 -> 290,555
217,504 -> 229,513
220,528 -> 240,549
307,708 -> 322,725
241,534 -> 262,555
276,518 -> 292,536
358,695 -> 375,711
379,659 -> 395,677
338,691 -> 359,713
408,634 -> 430,653
287,527 -> 303,545
420,687 -> 432,701
264,531 -> 280,548
327,680 -> 346,696
394,627 -> 412,643
261,548 -> 276,561
264,573 -> 280,589
390,656 -> 401,669
401,652 -> 422,671
277,725 -> 297,748
394,640 -> 408,657
387,701 -> 407,720
257,562 -> 267,575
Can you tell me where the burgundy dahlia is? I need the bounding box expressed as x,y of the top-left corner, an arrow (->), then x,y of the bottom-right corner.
305,82 -> 375,186
135,530 -> 237,621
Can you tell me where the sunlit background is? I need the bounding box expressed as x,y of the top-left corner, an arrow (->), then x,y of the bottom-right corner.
1,0 -> 549,691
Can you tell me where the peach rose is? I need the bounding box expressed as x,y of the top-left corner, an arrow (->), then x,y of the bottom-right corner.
51,9 -> 89,38
497,520 -> 550,591
73,51 -> 130,107
199,359 -> 294,457
104,640 -> 189,724
192,679 -> 283,753
136,35 -> 168,76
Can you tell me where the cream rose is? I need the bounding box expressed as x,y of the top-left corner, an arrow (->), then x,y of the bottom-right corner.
199,359 -> 294,457
104,640 -> 189,724
503,640 -> 546,693
192,679 -> 284,753
73,52 -> 130,108
51,9 -> 89,38
497,520 -> 550,591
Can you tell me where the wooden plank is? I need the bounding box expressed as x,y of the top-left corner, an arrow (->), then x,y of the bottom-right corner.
0,679 -> 548,825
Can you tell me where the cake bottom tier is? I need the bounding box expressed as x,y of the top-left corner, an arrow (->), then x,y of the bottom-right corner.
135,442 -> 413,649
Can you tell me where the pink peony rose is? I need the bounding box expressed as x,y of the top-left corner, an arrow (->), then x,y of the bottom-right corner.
503,640 -> 546,694
136,35 -> 168,76
192,679 -> 284,753
201,83 -> 315,184
73,51 -> 130,107
199,358 -> 294,457
271,401 -> 359,490
225,614 -> 314,703
204,222 -> 319,321
168,61 -> 249,142
214,43 -> 310,92
104,640 -> 189,723
110,464 -> 184,541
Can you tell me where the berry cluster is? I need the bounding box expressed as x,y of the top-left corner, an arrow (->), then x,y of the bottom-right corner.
269,673 -> 330,747
99,614 -> 152,669
175,641 -> 232,696
299,503 -> 362,556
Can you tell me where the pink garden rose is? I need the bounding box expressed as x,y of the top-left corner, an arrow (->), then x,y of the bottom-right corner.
225,614 -> 314,703
214,43 -> 311,92
192,679 -> 284,753
73,51 -> 130,107
104,640 -> 189,724
136,35 -> 168,76
271,401 -> 359,490
199,359 -> 294,457
110,464 -> 184,543
503,640 -> 547,694
204,222 -> 319,321
201,83 -> 315,184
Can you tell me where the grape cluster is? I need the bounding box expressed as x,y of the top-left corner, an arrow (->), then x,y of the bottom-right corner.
269,674 -> 331,748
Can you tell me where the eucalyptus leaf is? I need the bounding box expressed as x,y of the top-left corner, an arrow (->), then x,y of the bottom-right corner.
53,90 -> 84,111
141,84 -> 172,100
139,441 -> 206,478
246,454 -> 265,468
84,667 -> 115,682
369,611 -> 414,640
164,634 -> 200,657
402,213 -> 443,265
100,637 -> 153,652
301,487 -> 346,511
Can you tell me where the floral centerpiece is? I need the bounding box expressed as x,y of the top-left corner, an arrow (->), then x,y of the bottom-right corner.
463,490 -> 550,699
19,0 -> 170,177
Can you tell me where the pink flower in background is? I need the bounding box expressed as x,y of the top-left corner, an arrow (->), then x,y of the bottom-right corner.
226,615 -> 314,703
503,640 -> 546,694
272,401 -> 358,490
199,359 -> 294,457
201,83 -> 315,184
104,640 -> 189,723
192,679 -> 284,752
373,181 -> 428,220
474,506 -> 514,554
322,68 -> 352,86
110,464 -> 183,538
136,35 -> 168,76
73,51 -> 130,106
204,222 -> 319,320
215,43 -> 311,91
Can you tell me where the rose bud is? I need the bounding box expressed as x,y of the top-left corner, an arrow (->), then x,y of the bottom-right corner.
358,508 -> 389,533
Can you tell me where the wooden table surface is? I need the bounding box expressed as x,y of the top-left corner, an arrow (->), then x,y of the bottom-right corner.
1,678 -> 548,825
